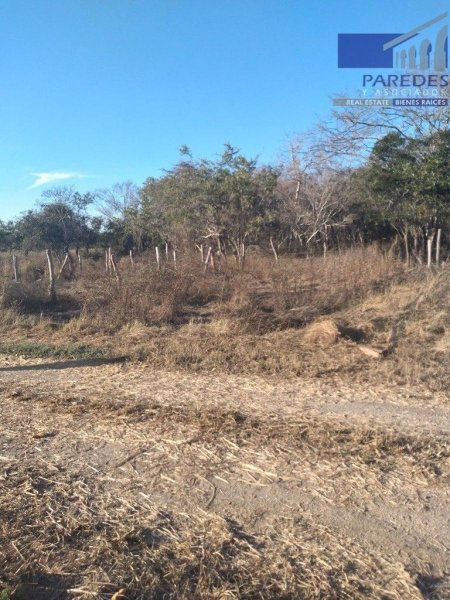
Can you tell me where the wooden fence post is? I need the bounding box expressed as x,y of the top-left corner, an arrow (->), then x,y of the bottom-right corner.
46,249 -> 57,303
269,237 -> 279,265
203,246 -> 212,273
210,249 -> 216,273
12,254 -> 19,282
435,228 -> 442,266
129,249 -> 135,269
427,230 -> 436,268
76,248 -> 82,274
155,246 -> 161,270
109,251 -> 120,281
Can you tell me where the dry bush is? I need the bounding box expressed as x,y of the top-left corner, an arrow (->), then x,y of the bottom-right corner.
270,245 -> 403,313
116,320 -> 366,378
22,263 -> 46,284
5,247 -> 444,391
335,265 -> 450,391
75,257 -> 233,330
0,252 -> 52,313
303,319 -> 341,346
214,245 -> 405,332
0,280 -> 49,311
0,245 -> 403,332
378,268 -> 450,391
0,252 -> 46,283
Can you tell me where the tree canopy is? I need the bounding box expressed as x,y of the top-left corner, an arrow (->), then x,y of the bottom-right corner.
3,111 -> 449,266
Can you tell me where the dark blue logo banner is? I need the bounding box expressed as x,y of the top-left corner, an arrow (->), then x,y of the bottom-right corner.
338,34 -> 403,68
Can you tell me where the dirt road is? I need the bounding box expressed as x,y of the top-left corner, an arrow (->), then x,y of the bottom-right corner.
0,356 -> 449,599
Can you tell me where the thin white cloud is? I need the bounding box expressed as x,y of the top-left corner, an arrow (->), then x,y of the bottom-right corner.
28,171 -> 85,190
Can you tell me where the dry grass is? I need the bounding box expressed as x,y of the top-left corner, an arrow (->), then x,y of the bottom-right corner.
0,248 -> 449,599
75,263 -> 227,328
0,245 -> 405,329
0,492 -> 428,600
0,247 -> 447,392
1,379 -> 448,600
0,247 -> 450,600
339,267 -> 450,391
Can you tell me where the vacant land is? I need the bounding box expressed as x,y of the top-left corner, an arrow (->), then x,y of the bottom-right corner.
0,355 -> 449,600
0,252 -> 449,599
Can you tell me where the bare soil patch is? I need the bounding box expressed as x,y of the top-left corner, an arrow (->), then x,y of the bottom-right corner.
1,358 -> 449,599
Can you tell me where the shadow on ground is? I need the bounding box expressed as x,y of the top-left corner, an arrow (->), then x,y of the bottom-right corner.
0,357 -> 126,372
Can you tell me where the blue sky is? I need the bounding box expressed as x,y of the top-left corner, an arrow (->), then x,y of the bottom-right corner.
0,0 -> 448,219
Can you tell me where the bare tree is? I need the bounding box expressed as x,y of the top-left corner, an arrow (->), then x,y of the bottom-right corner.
314,105 -> 449,163
94,181 -> 139,221
95,181 -> 145,251
278,141 -> 352,255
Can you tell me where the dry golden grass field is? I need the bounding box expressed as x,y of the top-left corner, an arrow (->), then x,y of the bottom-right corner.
0,247 -> 449,599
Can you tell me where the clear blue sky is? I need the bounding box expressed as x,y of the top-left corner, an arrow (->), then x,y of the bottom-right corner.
0,0 -> 447,220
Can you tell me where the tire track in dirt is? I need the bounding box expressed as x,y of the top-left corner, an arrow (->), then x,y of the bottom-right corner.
0,356 -> 448,433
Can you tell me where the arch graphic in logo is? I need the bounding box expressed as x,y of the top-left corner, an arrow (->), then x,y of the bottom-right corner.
338,12 -> 448,71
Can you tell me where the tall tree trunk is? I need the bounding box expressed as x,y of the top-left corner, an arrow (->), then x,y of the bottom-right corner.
216,235 -> 223,256
58,252 -> 70,279
411,231 -> 423,264
413,231 -> 419,255
240,242 -> 246,269
403,226 -> 410,266
322,226 -> 328,259
388,235 -> 399,260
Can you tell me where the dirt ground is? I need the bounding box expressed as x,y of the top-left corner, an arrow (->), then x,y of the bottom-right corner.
0,355 -> 449,599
